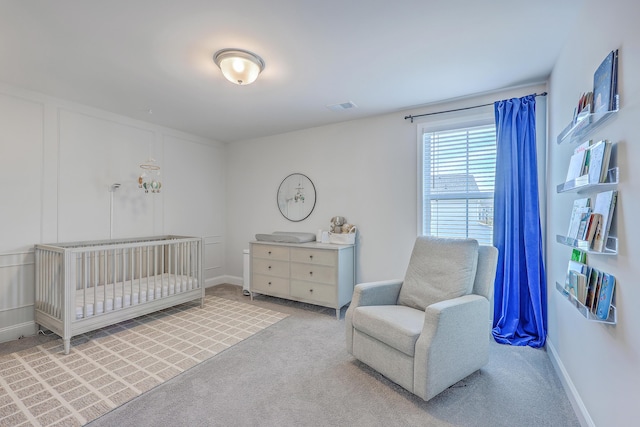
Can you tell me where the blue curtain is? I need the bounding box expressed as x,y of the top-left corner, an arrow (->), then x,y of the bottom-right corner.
492,94 -> 547,348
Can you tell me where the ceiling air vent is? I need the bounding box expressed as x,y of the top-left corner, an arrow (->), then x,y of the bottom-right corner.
326,101 -> 358,112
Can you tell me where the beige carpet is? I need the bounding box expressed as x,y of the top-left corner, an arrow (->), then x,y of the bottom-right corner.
0,295 -> 288,427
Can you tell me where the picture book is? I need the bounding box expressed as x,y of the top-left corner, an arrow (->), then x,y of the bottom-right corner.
565,260 -> 587,289
586,140 -> 611,184
576,272 -> 588,305
584,213 -> 602,247
566,198 -> 590,239
591,214 -> 605,252
585,268 -> 600,308
611,49 -> 619,109
590,270 -> 603,314
566,270 -> 579,298
565,150 -> 587,183
592,50 -> 616,114
596,273 -> 616,320
574,140 -> 592,154
568,207 -> 591,240
591,190 -> 618,250
571,249 -> 586,263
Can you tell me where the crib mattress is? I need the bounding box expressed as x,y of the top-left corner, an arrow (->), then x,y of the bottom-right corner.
75,274 -> 198,319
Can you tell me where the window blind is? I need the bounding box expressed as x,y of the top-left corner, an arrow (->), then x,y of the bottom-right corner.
422,123 -> 496,245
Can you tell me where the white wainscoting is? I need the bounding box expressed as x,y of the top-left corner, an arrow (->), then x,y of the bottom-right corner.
0,251 -> 37,342
0,82 -> 226,345
204,235 -> 225,287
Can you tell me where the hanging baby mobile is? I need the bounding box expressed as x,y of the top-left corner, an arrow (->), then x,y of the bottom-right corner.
138,158 -> 162,193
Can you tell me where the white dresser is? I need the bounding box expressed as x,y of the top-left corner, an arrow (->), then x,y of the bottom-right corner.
250,241 -> 355,319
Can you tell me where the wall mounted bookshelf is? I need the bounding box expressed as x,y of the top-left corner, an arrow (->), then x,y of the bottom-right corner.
556,103 -> 619,145
555,49 -> 619,325
556,234 -> 618,255
556,167 -> 618,194
555,282 -> 617,324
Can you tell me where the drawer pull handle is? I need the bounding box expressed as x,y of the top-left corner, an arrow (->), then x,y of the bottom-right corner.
268,265 -> 272,270
309,271 -> 313,276
268,251 -> 272,255
309,289 -> 313,293
309,255 -> 313,259
268,281 -> 272,285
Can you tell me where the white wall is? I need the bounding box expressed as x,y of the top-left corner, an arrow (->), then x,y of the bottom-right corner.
0,83 -> 226,343
547,0 -> 639,425
225,84 -> 546,285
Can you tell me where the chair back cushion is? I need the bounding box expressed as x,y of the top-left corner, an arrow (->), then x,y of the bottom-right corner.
397,237 -> 479,310
473,245 -> 499,301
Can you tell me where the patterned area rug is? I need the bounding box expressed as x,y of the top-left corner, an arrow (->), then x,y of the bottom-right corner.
0,295 -> 288,426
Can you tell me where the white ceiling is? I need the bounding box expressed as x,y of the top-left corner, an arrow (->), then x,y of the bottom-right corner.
0,0 -> 583,143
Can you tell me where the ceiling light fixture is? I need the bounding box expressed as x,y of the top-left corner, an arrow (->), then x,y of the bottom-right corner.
213,48 -> 265,85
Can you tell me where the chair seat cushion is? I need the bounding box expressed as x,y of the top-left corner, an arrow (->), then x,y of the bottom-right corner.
398,237 -> 479,311
352,305 -> 424,356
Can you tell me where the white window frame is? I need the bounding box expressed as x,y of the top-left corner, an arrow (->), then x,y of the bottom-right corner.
416,109 -> 496,243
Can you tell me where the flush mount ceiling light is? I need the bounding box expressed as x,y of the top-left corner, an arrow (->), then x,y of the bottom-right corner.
213,48 -> 265,85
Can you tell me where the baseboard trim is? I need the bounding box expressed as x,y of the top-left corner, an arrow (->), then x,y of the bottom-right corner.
546,340 -> 594,427
205,275 -> 242,288
0,321 -> 38,344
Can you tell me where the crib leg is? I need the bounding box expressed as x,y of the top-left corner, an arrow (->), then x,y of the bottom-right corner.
200,296 -> 205,308
63,339 -> 70,355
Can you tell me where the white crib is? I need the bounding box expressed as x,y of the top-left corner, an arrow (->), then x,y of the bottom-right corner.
35,235 -> 204,354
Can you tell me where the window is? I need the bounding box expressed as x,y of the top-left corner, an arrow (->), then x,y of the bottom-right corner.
419,120 -> 496,245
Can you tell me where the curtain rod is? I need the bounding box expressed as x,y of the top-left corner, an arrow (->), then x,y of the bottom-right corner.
403,92 -> 548,123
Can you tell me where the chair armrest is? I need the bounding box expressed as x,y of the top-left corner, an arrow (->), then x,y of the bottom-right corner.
345,279 -> 403,356
420,294 -> 490,342
350,279 -> 403,308
413,294 -> 491,400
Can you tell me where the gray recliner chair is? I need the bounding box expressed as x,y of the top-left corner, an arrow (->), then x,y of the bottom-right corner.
345,236 -> 498,401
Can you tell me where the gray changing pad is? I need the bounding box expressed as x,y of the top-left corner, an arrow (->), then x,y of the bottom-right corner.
255,231 -> 316,243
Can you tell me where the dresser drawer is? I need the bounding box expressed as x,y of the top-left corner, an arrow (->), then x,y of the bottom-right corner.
252,244 -> 289,261
252,274 -> 289,295
290,248 -> 336,266
290,263 -> 336,285
291,280 -> 335,305
252,258 -> 289,277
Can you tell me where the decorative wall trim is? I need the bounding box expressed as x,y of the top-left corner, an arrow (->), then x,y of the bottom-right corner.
547,340 -> 594,427
0,321 -> 38,344
0,251 -> 34,268
0,304 -> 34,314
204,235 -> 223,245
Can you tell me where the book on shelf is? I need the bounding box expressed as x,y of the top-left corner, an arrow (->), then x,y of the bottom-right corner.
565,260 -> 588,289
590,270 -> 603,314
567,270 -> 588,304
585,268 -> 600,309
583,213 -> 602,247
586,140 -> 612,184
591,190 -> 618,251
566,270 -> 579,298
611,50 -> 619,109
565,150 -> 587,183
571,248 -> 586,263
596,273 -> 616,320
592,49 -> 619,114
575,210 -> 591,241
591,213 -> 605,252
566,198 -> 590,239
574,140 -> 591,154
573,92 -> 593,124
567,206 -> 591,240
577,272 -> 588,304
